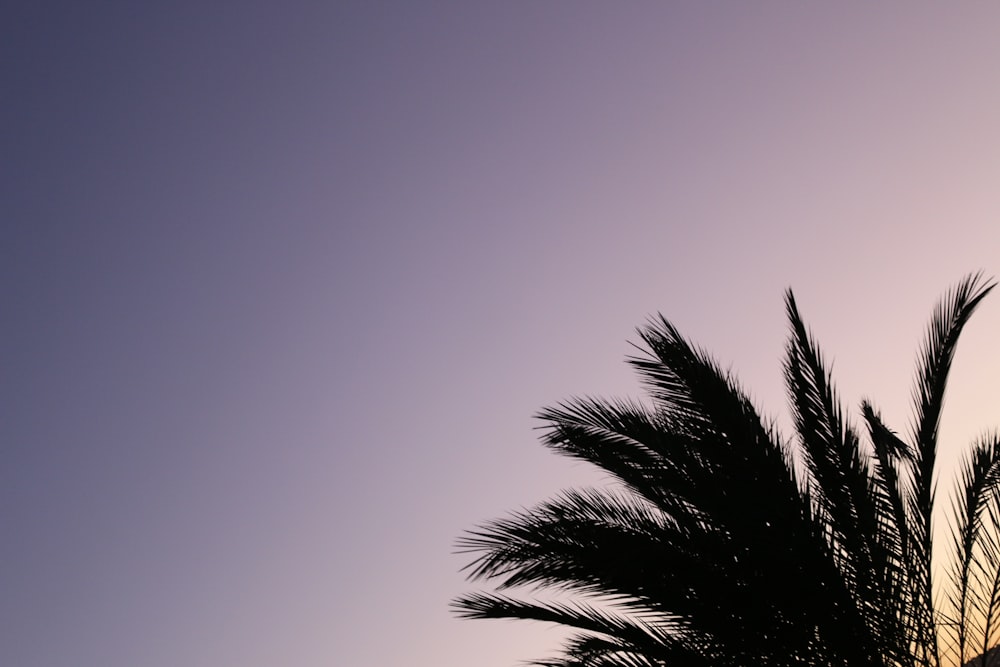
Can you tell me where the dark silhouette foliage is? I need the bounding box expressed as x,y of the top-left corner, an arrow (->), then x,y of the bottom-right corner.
455,274 -> 1000,667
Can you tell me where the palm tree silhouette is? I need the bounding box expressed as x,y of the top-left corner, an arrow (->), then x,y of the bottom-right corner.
455,274 -> 1000,667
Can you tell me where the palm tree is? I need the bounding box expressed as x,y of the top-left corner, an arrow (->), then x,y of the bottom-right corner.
455,274 -> 1000,667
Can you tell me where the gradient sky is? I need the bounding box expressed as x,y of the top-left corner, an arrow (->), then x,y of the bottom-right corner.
5,3 -> 1000,666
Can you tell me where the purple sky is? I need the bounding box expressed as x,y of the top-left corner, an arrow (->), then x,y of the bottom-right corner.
5,4 -> 1000,666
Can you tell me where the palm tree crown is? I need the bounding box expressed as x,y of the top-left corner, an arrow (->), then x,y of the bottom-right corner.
455,274 -> 1000,667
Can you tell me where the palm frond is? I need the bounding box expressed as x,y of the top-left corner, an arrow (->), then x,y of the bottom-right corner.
533,632 -> 683,667
456,274 -> 997,667
784,292 -> 877,569
534,398 -> 711,526
946,435 -> 1000,666
627,316 -> 809,536
452,593 -> 674,648
862,401 -> 917,658
909,273 -> 995,664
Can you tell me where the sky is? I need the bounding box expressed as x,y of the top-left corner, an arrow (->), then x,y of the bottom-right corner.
4,3 -> 1000,666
